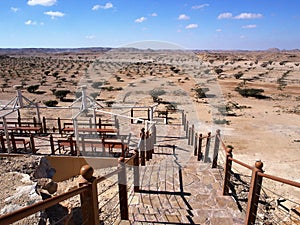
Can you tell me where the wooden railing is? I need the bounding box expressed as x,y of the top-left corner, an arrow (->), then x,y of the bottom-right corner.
0,151 -> 140,224
183,115 -> 300,225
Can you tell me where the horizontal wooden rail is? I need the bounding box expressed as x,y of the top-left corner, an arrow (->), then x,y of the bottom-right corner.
228,157 -> 253,170
258,172 -> 300,188
0,185 -> 88,224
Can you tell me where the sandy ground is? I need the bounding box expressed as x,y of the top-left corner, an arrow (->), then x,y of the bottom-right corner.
0,48 -> 299,220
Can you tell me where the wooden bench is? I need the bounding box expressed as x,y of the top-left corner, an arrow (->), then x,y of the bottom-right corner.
0,135 -> 31,152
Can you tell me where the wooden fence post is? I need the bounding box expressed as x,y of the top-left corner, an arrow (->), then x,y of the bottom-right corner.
212,129 -> 220,168
79,165 -> 99,225
245,160 -> 264,225
57,117 -> 62,134
188,127 -> 191,145
182,111 -> 185,126
42,117 -> 47,134
0,133 -> 6,153
223,148 -> 233,195
50,134 -> 55,155
185,121 -> 189,138
194,133 -> 198,156
131,108 -> 134,124
191,124 -> 194,146
204,132 -> 211,163
118,157 -> 129,220
197,134 -> 203,161
30,134 -> 36,154
134,149 -> 140,192
10,133 -> 17,152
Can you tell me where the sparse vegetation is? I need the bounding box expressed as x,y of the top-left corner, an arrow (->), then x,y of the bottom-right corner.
26,84 -> 40,93
235,87 -> 267,99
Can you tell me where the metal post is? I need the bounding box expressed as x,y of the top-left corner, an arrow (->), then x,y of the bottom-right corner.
118,157 -> 129,220
212,129 -> 221,168
42,117 -> 47,134
245,161 -> 264,225
131,108 -> 134,124
223,148 -> 233,195
191,124 -> 194,146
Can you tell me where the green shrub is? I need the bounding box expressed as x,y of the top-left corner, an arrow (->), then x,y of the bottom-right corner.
149,88 -> 166,102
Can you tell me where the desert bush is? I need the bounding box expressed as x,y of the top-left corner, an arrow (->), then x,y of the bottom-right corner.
235,87 -> 265,98
105,101 -> 114,107
27,84 -> 40,93
149,88 -> 166,102
43,100 -> 58,107
193,87 -> 209,98
234,72 -> 243,79
53,90 -> 71,101
90,92 -> 98,99
213,118 -> 230,125
214,68 -> 223,75
91,81 -> 103,89
260,62 -> 268,68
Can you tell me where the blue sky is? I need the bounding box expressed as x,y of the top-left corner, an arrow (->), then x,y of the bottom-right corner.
0,0 -> 299,50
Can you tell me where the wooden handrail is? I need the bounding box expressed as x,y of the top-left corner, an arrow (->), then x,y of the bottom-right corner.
228,157 -> 253,170
0,185 -> 88,224
258,172 -> 300,188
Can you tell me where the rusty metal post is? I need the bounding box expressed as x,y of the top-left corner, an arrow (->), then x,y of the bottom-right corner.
212,129 -> 221,168
118,157 -> 129,220
30,134 -> 36,154
197,134 -> 203,161
223,148 -> 233,195
204,132 -> 211,163
50,134 -> 55,155
42,117 -> 47,134
245,160 -> 264,225
79,165 -> 100,225
194,133 -> 198,156
134,149 -> 140,192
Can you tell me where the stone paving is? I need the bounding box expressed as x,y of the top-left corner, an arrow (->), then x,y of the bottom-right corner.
124,124 -> 245,225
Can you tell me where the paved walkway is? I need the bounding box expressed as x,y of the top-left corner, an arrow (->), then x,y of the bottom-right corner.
125,124 -> 245,225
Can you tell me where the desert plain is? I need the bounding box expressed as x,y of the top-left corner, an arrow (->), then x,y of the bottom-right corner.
0,47 -> 299,219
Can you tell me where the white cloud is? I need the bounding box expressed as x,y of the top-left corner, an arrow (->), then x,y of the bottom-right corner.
44,11 -> 65,19
242,24 -> 257,29
92,2 -> 113,10
216,28 -> 222,32
235,13 -> 263,19
92,5 -> 100,11
192,4 -> 209,9
151,12 -> 157,17
178,14 -> 190,20
25,20 -> 37,25
240,35 -> 246,39
218,12 -> 263,20
27,0 -> 56,6
11,7 -> 19,12
186,24 -> 198,29
217,12 -> 233,19
135,17 -> 147,23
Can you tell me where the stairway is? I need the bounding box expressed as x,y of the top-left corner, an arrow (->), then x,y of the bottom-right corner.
125,124 -> 245,224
